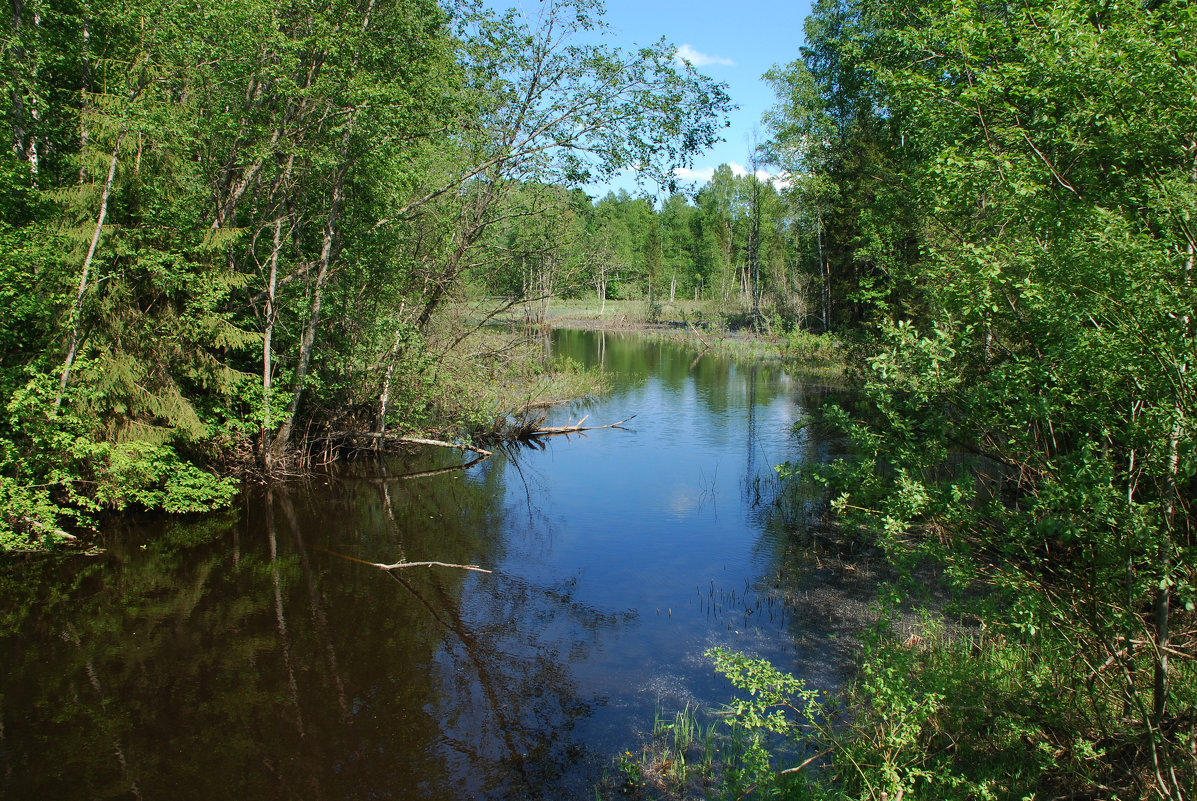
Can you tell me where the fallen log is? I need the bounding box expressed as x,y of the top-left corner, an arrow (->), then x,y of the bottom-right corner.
314,545 -> 492,574
396,436 -> 492,457
373,560 -> 491,574
685,314 -> 715,351
530,414 -> 636,437
327,430 -> 492,458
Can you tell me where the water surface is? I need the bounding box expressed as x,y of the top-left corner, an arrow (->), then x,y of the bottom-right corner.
0,329 -> 864,800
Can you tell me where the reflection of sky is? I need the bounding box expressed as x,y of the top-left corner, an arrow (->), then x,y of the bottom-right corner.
470,330 -> 846,776
1,330 -> 860,801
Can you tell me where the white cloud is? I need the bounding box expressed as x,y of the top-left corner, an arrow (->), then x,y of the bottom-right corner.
674,44 -> 735,68
673,163 -> 791,189
729,162 -> 788,186
673,166 -> 716,183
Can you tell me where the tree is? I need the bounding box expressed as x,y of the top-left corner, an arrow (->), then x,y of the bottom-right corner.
763,0 -> 917,330
777,0 -> 1197,794
0,0 -> 733,545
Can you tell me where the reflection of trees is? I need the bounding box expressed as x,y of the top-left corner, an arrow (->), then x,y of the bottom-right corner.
403,569 -> 633,797
554,328 -> 800,426
0,457 -> 631,800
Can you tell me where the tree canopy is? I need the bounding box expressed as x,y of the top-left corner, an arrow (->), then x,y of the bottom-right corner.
0,0 -> 731,547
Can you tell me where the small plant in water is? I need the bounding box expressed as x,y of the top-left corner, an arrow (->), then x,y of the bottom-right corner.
607,701 -> 723,798
617,749 -> 644,788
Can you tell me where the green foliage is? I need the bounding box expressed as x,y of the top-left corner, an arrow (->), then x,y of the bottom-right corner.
763,0 -> 919,331
0,366 -> 237,549
711,632 -> 1051,801
0,0 -> 735,546
759,0 -> 1197,796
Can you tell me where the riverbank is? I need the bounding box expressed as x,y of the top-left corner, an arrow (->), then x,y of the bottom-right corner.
472,297 -> 845,377
2,307 -> 836,552
0,328 -> 854,800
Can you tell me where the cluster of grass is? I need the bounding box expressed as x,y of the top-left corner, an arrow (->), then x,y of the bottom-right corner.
598,702 -> 726,800
428,326 -> 608,441
778,329 -> 841,372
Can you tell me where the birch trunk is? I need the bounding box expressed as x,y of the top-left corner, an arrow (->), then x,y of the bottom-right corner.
375,303 -> 406,436
1154,149 -> 1196,721
55,128 -> 125,410
270,163 -> 345,458
260,215 -> 285,472
268,0 -> 376,459
78,9 -> 90,184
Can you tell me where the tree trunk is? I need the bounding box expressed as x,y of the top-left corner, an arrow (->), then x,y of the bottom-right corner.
260,215 -> 284,472
1154,425 -> 1178,721
415,180 -> 498,331
375,302 -> 407,436
56,128 -> 125,410
270,161 -> 346,458
23,2 -> 41,182
78,8 -> 90,184
1155,151 -> 1195,720
268,0 -> 377,458
817,211 -> 829,332
748,171 -> 762,327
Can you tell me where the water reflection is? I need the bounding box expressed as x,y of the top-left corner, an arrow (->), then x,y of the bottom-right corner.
0,329 -> 866,800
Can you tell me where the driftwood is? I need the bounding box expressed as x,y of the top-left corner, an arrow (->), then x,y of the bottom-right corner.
778,747 -> 835,776
394,455 -> 489,480
685,315 -> 715,351
314,545 -> 492,574
395,436 -> 492,457
329,413 -> 633,456
683,316 -> 713,371
373,560 -> 491,573
528,414 -> 636,438
328,430 -> 492,458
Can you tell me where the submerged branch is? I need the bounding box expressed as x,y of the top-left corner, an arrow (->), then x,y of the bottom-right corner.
530,414 -> 636,437
324,430 -> 493,458
313,545 -> 491,574
373,560 -> 492,573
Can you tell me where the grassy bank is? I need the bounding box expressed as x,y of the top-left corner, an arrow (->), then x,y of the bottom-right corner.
384,318 -> 609,444
472,296 -> 846,379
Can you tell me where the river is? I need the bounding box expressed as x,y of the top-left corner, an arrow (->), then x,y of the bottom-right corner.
0,329 -> 872,800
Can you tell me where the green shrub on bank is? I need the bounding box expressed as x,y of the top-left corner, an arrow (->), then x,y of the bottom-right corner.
1,368 -> 239,551
710,628 -> 1074,800
708,605 -> 1197,800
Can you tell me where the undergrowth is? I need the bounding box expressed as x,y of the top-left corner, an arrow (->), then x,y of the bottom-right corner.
600,609 -> 1196,800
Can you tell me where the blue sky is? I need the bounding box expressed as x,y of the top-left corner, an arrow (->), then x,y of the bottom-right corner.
493,0 -> 816,197
590,0 -> 814,193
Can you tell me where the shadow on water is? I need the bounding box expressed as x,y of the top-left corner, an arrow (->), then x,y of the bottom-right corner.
0,329 -> 880,801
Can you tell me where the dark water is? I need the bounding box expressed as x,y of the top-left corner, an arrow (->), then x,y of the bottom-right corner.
0,329 -> 866,801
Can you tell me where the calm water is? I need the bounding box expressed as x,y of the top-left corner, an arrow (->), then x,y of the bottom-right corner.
0,329 -> 866,800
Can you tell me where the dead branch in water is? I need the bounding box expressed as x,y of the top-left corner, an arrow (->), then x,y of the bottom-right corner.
327,430 -> 492,458
396,455 -> 489,479
330,413 -> 632,455
373,560 -> 492,573
396,436 -> 492,457
313,545 -> 492,574
684,312 -> 715,350
682,314 -> 713,371
347,456 -> 491,481
530,414 -> 636,437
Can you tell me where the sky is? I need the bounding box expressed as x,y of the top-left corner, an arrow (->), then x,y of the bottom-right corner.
497,0 -> 816,198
